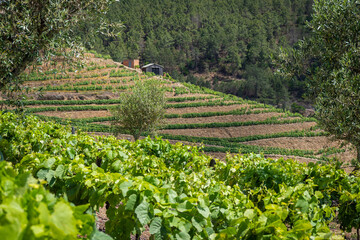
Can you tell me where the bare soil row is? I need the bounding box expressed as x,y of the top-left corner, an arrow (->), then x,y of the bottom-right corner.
160,122 -> 317,138
36,104 -> 255,119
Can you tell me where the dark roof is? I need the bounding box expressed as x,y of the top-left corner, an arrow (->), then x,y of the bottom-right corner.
141,63 -> 164,69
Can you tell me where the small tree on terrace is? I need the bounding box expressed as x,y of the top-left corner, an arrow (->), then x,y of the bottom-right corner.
277,0 -> 360,167
111,79 -> 166,141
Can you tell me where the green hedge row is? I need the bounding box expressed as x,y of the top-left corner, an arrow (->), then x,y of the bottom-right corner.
36,108 -> 285,124
165,107 -> 282,118
159,129 -> 328,144
163,117 -> 316,130
34,108 -> 293,125
162,133 -> 340,156
109,70 -> 137,77
202,145 -> 317,158
25,105 -> 113,113
19,99 -> 122,106
60,120 -> 320,158
166,95 -> 216,102
25,100 -> 247,113
35,115 -> 337,159
166,100 -> 241,109
14,96 -> 220,106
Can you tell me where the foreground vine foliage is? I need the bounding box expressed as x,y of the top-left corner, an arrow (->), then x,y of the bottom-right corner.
0,112 -> 360,239
0,162 -> 101,239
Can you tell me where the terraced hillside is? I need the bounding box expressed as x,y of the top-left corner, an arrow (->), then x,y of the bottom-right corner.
12,54 -> 356,167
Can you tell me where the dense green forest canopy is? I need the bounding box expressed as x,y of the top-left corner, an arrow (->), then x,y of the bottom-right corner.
76,0 -> 313,105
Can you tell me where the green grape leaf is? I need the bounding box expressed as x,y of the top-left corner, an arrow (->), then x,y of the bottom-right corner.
244,209 -> 256,219
55,165 -> 65,178
0,200 -> 27,239
198,205 -> 210,218
91,230 -> 114,240
168,189 -> 178,203
106,150 -> 114,160
111,160 -> 121,172
125,194 -> 137,211
40,157 -> 56,169
176,232 -> 191,240
191,216 -> 203,232
49,201 -> 77,238
289,220 -> 312,235
135,200 -> 151,225
30,224 -> 45,238
295,198 -> 309,213
119,181 -> 132,197
315,191 -> 324,199
118,150 -> 128,160
177,201 -> 193,212
149,217 -> 162,234
66,147 -> 76,160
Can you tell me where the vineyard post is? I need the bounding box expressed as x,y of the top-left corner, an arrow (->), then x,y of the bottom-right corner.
209,159 -> 216,168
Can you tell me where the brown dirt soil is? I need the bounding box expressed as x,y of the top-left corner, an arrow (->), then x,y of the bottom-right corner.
32,104 -> 253,119
92,113 -> 284,126
245,136 -> 357,167
276,117 -> 302,121
28,98 -> 223,109
167,98 -> 220,105
37,110 -> 112,119
27,92 -> 117,101
92,121 -> 112,126
96,206 -> 108,232
167,93 -> 219,98
28,104 -> 115,109
326,148 -> 357,166
166,112 -> 284,125
206,152 -> 229,160
244,136 -> 340,151
160,122 -> 317,138
28,105 -> 64,108
166,104 -> 250,114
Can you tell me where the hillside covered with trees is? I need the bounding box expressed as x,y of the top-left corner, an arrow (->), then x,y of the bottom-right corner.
76,0 -> 313,106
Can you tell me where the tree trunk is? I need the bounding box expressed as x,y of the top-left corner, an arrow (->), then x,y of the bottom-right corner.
133,131 -> 141,141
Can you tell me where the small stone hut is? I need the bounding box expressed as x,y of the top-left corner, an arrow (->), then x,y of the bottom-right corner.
141,63 -> 164,75
122,59 -> 139,68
